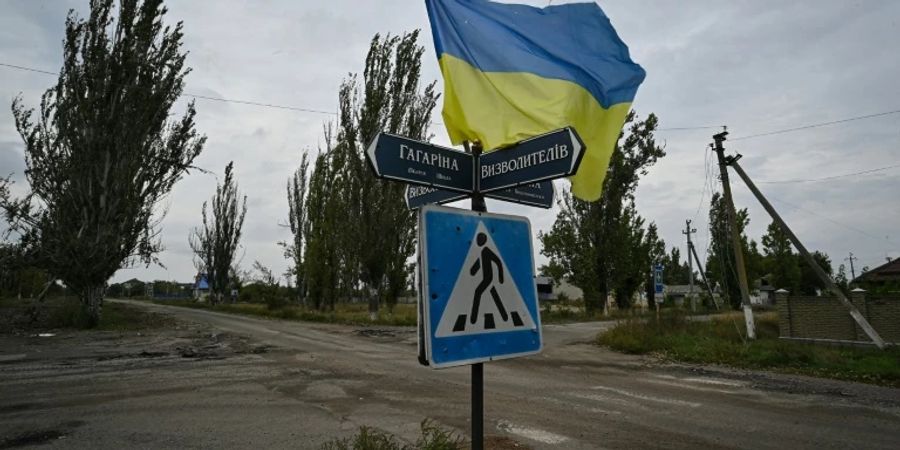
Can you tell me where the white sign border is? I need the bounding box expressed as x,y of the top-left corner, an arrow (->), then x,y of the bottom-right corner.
418,204 -> 543,369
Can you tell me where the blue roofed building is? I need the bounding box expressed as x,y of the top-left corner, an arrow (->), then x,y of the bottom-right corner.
193,273 -> 210,301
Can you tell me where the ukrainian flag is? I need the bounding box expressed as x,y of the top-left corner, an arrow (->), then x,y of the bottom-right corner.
425,0 -> 645,201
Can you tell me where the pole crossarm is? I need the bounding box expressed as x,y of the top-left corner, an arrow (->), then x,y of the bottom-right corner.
726,158 -> 886,349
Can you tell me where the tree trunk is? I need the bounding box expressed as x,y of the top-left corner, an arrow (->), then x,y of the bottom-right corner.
368,286 -> 379,321
80,285 -> 104,328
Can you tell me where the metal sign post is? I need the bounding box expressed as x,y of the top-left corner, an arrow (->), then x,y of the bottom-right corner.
469,142 -> 486,450
368,130 -> 580,450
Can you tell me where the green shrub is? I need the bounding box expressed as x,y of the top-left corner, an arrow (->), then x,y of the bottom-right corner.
321,420 -> 463,450
597,312 -> 900,386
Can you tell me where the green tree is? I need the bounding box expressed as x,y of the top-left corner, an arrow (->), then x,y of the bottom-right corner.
0,0 -> 204,326
540,112 -> 666,312
760,220 -> 800,293
662,247 -> 693,285
283,153 -> 309,302
302,31 -> 437,315
798,251 -> 832,295
189,162 -> 247,304
705,192 -> 758,309
302,132 -> 344,311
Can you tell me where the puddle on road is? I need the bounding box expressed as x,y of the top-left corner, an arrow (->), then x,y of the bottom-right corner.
591,385 -> 701,408
496,420 -> 569,445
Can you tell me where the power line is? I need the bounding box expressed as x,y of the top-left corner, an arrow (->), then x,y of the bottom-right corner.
6,60 -> 900,144
183,94 -> 334,115
1,61 -> 338,116
0,62 -> 57,76
767,194 -> 900,247
731,109 -> 900,141
657,125 -> 724,132
757,162 -> 900,184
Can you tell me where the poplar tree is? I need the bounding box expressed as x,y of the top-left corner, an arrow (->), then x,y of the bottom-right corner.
283,153 -> 309,302
189,162 -> 247,304
305,31 -> 437,315
302,134 -> 343,311
540,112 -> 666,312
1,0 -> 205,326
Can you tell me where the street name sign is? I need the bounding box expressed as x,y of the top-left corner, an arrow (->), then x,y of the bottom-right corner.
407,181 -> 555,210
406,185 -> 468,210
654,263 -> 664,304
485,181 -> 554,209
367,133 -> 474,193
478,127 -> 585,193
418,205 -> 542,368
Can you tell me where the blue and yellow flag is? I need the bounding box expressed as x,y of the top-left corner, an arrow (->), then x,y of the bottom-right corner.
425,0 -> 645,201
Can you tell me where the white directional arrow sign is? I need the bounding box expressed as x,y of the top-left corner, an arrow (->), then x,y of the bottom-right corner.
478,127 -> 585,193
366,133 -> 474,193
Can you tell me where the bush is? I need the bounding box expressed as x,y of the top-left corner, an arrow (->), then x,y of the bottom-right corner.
321,420 -> 463,450
597,311 -> 900,386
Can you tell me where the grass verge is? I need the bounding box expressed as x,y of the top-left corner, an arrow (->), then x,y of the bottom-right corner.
597,311 -> 900,387
321,420 -> 464,450
153,299 -> 417,327
1,296 -> 175,332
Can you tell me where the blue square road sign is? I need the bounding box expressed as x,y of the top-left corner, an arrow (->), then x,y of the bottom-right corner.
418,205 -> 543,369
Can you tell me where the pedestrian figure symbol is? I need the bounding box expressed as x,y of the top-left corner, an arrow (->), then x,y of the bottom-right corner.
435,222 -> 535,337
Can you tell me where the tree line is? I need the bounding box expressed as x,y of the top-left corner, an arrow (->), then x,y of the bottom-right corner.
0,0 -> 437,324
0,0 -> 854,328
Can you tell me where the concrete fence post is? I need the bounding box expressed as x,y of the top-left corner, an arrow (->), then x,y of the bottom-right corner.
775,289 -> 791,337
851,288 -> 868,341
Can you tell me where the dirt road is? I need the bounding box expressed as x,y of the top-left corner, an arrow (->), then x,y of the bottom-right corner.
2,299 -> 899,449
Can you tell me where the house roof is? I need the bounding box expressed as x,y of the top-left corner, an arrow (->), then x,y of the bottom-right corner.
665,284 -> 701,295
854,258 -> 900,283
194,274 -> 210,290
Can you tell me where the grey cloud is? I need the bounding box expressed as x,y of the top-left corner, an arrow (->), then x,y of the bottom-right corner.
0,0 -> 897,283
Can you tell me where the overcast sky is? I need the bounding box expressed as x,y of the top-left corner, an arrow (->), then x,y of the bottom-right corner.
2,0 -> 899,285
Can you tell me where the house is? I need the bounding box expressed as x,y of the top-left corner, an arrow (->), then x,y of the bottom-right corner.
752,285 -> 777,306
120,278 -> 144,297
193,273 -> 210,301
853,257 -> 900,291
534,276 -> 584,302
664,285 -> 699,306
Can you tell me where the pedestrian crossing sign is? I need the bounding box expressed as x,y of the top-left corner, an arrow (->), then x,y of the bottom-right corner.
418,204 -> 542,368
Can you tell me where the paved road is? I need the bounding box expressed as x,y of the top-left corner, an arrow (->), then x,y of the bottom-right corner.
2,299 -> 899,449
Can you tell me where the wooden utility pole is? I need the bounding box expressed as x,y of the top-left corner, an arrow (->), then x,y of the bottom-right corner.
683,220 -> 698,311
727,157 -> 886,349
712,131 -> 756,339
845,252 -> 858,280
688,240 -> 720,310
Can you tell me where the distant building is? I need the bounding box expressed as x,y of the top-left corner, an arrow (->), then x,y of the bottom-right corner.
193,273 -> 210,301
121,278 -> 145,297
535,276 -> 584,302
853,258 -> 900,291
752,285 -> 777,306
664,284 -> 696,306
